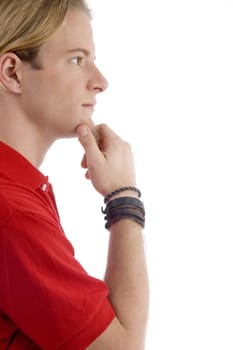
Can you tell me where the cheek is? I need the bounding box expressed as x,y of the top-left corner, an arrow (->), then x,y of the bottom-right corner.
62,81 -> 84,111
22,69 -> 84,125
22,76 -> 59,124
63,71 -> 85,97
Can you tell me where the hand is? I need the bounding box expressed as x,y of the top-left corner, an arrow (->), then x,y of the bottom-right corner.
76,123 -> 136,197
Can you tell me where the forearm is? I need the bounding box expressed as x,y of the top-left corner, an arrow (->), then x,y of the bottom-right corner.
104,218 -> 149,347
77,124 -> 149,349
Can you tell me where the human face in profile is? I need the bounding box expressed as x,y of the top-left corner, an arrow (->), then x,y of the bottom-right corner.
20,9 -> 108,142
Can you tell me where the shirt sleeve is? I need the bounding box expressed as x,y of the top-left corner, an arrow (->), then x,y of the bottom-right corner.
0,207 -> 115,350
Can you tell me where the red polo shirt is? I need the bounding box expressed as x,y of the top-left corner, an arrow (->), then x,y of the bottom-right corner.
0,141 -> 115,350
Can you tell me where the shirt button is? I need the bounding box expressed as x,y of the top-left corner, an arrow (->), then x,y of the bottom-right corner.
41,183 -> 47,191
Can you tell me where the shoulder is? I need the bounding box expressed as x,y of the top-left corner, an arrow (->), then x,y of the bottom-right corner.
0,179 -> 64,244
0,191 -> 14,227
0,180 -> 55,230
0,179 -> 51,214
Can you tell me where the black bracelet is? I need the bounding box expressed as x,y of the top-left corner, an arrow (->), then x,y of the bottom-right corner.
102,196 -> 145,230
104,212 -> 145,229
103,196 -> 145,212
104,186 -> 141,204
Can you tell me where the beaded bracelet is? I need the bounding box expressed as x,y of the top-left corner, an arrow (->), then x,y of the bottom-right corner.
104,186 -> 141,204
102,196 -> 145,229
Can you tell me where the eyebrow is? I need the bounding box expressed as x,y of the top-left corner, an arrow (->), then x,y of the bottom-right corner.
66,48 -> 94,58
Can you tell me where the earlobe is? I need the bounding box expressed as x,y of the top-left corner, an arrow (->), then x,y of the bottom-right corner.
0,53 -> 22,94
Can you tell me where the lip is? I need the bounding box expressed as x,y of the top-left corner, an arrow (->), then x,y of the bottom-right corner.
82,103 -> 95,115
82,104 -> 95,110
82,102 -> 96,107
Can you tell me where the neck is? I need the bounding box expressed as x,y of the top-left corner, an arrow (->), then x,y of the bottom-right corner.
0,132 -> 53,168
0,105 -> 55,168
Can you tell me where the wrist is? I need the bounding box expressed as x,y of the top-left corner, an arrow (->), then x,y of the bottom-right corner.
108,190 -> 138,201
104,186 -> 141,204
102,196 -> 145,230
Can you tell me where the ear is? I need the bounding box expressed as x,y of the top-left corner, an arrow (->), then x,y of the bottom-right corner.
0,53 -> 23,94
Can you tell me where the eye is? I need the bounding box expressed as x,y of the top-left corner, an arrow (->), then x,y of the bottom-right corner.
70,57 -> 83,65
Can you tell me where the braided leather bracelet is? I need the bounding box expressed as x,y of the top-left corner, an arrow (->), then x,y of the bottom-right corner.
104,186 -> 141,204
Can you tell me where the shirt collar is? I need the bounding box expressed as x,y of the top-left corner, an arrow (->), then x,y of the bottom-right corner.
0,141 -> 47,189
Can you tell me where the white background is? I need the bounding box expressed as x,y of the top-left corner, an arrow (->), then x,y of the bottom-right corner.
41,1 -> 233,349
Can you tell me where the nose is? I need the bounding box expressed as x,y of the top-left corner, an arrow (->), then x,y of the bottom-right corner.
87,64 -> 108,93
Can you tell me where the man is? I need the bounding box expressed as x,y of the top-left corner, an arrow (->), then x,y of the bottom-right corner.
0,1 -> 149,349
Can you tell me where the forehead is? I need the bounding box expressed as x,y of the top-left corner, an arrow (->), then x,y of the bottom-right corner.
39,9 -> 95,57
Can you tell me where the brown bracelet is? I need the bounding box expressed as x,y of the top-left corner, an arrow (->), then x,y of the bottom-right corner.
104,186 -> 141,204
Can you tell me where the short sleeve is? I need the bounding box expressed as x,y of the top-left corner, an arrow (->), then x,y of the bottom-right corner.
0,209 -> 115,350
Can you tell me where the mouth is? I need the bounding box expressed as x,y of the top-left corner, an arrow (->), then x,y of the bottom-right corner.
82,103 -> 95,107
82,101 -> 96,107
82,103 -> 96,115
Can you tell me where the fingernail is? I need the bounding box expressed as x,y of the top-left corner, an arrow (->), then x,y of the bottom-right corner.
78,126 -> 88,137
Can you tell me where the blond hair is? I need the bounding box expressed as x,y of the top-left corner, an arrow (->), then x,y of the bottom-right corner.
0,0 -> 91,63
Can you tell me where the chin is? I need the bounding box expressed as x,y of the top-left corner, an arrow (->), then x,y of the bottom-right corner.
76,118 -> 96,132
65,130 -> 77,139
54,127 -> 77,141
